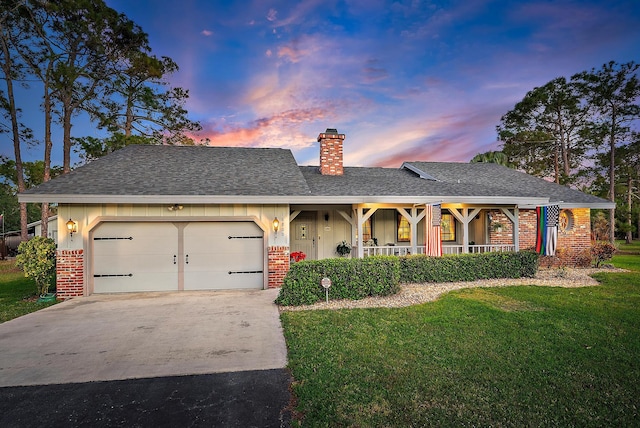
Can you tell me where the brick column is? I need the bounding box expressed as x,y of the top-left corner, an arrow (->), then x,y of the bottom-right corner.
268,246 -> 290,288
56,249 -> 84,298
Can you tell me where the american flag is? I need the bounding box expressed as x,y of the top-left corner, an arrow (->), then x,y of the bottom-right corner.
425,204 -> 442,257
536,205 -> 559,256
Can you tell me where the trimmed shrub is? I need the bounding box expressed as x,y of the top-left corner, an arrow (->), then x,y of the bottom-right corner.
276,252 -> 539,306
275,256 -> 400,306
16,236 -> 57,296
399,251 -> 539,284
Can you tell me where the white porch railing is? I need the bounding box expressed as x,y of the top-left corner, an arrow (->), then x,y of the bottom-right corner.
442,244 -> 516,255
357,246 -> 426,257
356,244 -> 515,257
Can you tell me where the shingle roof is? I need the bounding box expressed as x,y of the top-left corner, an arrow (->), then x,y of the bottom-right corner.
300,166 -> 525,197
19,144 -> 614,208
21,145 -> 310,197
404,162 -> 610,206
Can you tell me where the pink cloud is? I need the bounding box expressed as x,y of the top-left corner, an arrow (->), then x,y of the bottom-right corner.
194,107 -> 337,149
277,45 -> 307,63
201,29 -> 213,36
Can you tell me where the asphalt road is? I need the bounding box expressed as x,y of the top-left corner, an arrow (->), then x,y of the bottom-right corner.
0,369 -> 292,427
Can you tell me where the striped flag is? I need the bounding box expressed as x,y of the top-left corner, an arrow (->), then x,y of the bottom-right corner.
424,204 -> 442,257
536,205 -> 559,256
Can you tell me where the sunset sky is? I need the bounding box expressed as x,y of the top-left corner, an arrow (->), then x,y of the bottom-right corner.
8,0 -> 640,168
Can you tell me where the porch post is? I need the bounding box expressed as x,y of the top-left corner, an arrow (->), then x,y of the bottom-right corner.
462,208 -> 469,253
356,206 -> 364,258
410,206 -> 418,255
449,208 -> 481,254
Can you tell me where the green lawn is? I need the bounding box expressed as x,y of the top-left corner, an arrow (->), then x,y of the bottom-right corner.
281,271 -> 640,426
0,260 -> 58,323
613,239 -> 640,271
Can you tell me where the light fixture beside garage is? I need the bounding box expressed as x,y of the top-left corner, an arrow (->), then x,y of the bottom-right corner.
272,217 -> 280,233
167,204 -> 183,211
66,218 -> 78,237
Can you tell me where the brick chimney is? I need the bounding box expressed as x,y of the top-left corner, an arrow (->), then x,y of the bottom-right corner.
318,128 -> 345,176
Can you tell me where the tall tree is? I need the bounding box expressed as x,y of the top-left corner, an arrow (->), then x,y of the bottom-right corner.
76,52 -> 202,162
497,77 -> 589,185
37,0 -> 148,173
99,53 -> 200,142
470,150 -> 512,167
615,135 -> 640,243
16,0 -> 57,237
573,61 -> 640,242
0,0 -> 33,241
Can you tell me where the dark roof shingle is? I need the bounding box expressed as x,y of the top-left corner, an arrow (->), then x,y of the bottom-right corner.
22,145 -> 310,196
19,145 -> 613,207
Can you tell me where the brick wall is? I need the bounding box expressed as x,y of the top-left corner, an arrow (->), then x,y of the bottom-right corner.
268,246 -> 290,288
488,210 -> 515,246
318,131 -> 345,176
56,249 -> 84,298
488,208 -> 591,266
555,208 -> 591,266
518,209 -> 537,250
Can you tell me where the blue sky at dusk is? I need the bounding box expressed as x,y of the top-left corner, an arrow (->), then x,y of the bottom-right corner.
8,0 -> 640,168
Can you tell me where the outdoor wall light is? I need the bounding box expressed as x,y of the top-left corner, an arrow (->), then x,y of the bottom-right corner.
167,204 -> 183,211
273,217 -> 280,233
66,218 -> 78,237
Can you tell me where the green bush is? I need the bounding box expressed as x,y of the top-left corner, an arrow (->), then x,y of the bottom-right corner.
400,251 -> 539,284
276,252 -> 540,306
16,236 -> 57,296
275,256 -> 400,306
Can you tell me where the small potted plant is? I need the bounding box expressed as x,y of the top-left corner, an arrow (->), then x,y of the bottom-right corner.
336,240 -> 351,256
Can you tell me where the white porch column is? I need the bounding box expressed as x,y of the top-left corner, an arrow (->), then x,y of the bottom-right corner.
356,207 -> 364,258
449,208 -> 481,253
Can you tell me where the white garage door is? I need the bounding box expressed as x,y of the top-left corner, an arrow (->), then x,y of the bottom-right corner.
93,222 -> 179,293
184,222 -> 264,290
92,221 -> 264,293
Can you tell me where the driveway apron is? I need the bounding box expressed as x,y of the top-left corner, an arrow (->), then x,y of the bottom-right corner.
0,288 -> 288,387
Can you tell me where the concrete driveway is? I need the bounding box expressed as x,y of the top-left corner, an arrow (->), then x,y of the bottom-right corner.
0,288 -> 288,387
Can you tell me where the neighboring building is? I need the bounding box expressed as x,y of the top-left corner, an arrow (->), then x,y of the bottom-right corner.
28,215 -> 59,245
19,129 -> 614,299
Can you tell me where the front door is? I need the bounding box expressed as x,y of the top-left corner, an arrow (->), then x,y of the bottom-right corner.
290,212 -> 317,260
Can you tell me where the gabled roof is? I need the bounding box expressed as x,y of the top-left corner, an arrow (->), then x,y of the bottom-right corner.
18,145 -> 614,208
20,145 -> 310,203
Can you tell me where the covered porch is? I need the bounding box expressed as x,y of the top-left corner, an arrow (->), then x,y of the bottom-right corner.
289,204 -> 522,260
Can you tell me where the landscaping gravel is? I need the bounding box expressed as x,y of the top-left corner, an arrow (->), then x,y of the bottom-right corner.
279,267 -> 622,312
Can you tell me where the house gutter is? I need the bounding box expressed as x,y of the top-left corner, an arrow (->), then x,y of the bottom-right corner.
19,193 -> 553,206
